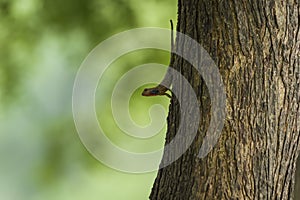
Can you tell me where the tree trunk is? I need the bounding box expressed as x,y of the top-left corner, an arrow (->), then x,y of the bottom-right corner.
150,0 -> 300,199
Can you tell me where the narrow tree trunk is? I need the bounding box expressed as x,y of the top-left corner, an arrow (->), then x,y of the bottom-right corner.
150,0 -> 300,199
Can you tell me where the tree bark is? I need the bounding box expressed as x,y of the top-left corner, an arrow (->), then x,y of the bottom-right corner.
150,0 -> 300,199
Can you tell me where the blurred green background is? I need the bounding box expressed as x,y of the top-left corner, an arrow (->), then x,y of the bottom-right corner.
0,0 -> 176,199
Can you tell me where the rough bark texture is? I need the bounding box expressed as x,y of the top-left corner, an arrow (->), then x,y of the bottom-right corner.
150,0 -> 300,199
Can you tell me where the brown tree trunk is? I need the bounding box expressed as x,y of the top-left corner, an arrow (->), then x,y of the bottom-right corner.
150,0 -> 300,199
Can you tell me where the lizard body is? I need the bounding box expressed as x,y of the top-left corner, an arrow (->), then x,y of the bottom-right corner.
142,20 -> 174,99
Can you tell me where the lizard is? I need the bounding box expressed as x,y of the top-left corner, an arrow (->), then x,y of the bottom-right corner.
142,20 -> 174,99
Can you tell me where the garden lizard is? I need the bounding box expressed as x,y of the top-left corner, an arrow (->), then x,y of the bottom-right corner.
142,20 -> 174,99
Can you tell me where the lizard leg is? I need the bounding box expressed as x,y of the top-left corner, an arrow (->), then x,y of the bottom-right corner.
163,92 -> 172,98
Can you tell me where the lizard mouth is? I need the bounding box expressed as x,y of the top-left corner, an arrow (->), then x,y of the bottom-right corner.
142,93 -> 157,96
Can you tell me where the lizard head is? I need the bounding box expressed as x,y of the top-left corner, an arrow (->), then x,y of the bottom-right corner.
142,88 -> 160,96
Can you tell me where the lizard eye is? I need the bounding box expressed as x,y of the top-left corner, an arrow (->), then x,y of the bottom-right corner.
150,89 -> 159,95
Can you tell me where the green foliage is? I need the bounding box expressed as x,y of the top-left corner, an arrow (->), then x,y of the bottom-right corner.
0,0 -> 176,199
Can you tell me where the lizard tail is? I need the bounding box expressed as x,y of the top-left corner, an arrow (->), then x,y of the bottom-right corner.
159,19 -> 175,88
170,19 -> 174,63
